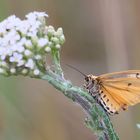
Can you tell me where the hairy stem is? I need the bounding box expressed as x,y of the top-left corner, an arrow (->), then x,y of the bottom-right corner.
41,68 -> 119,140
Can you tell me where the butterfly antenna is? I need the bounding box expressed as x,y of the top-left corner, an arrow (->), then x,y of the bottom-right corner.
66,64 -> 87,77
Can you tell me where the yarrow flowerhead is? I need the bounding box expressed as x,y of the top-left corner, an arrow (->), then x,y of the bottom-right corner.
0,11 -> 65,77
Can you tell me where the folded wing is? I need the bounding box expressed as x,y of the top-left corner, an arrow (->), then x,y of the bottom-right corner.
98,70 -> 140,114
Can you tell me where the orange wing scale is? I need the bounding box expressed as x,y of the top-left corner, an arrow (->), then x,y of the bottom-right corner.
97,70 -> 140,114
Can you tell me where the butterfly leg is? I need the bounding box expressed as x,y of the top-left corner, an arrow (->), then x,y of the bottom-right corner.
88,87 -> 101,103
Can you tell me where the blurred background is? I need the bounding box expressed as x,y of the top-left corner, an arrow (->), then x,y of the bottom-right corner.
0,0 -> 140,140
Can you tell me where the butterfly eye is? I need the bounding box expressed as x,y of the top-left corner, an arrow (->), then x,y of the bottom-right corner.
85,76 -> 89,82
92,79 -> 95,84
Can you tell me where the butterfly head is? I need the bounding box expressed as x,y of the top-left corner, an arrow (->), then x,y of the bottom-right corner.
84,74 -> 98,83
84,74 -> 100,93
85,74 -> 98,81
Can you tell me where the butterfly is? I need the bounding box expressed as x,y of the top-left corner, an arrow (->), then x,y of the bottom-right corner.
84,70 -> 140,115
66,65 -> 140,115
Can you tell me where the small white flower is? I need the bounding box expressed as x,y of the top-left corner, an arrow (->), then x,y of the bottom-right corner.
9,52 -> 23,63
0,48 -> 7,60
1,55 -> 6,61
60,35 -> 65,43
12,44 -> 25,53
19,37 -> 27,45
47,26 -> 55,35
0,68 -> 4,73
27,31 -> 37,37
24,49 -> 32,56
25,40 -> 32,47
17,46 -> 25,53
51,37 -> 59,44
33,69 -> 40,75
0,22 -> 7,33
17,60 -> 25,67
16,20 -> 30,34
25,59 -> 34,69
0,61 -> 7,67
6,30 -> 17,41
45,47 -> 51,52
15,34 -> 20,40
26,12 -> 48,20
29,21 -> 41,31
55,27 -> 63,37
12,38 -> 26,52
9,33 -> 20,45
55,44 -> 61,49
21,68 -> 28,74
48,41 -> 52,46
10,68 -> 16,73
0,46 -> 13,59
35,55 -> 42,60
38,38 -> 48,47
0,61 -> 8,69
6,15 -> 21,29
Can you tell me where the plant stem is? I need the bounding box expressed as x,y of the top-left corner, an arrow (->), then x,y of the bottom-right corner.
51,49 -> 63,76
41,69 -> 119,140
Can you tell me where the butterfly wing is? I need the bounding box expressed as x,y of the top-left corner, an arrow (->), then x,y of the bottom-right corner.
99,70 -> 140,79
97,70 -> 140,114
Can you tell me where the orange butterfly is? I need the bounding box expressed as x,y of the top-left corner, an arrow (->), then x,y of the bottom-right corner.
66,65 -> 140,115
85,70 -> 140,115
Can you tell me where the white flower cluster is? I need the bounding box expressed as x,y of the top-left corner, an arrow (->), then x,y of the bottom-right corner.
0,11 -> 65,77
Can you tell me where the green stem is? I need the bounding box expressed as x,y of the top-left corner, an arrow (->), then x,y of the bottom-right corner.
51,49 -> 63,75
41,69 -> 119,140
